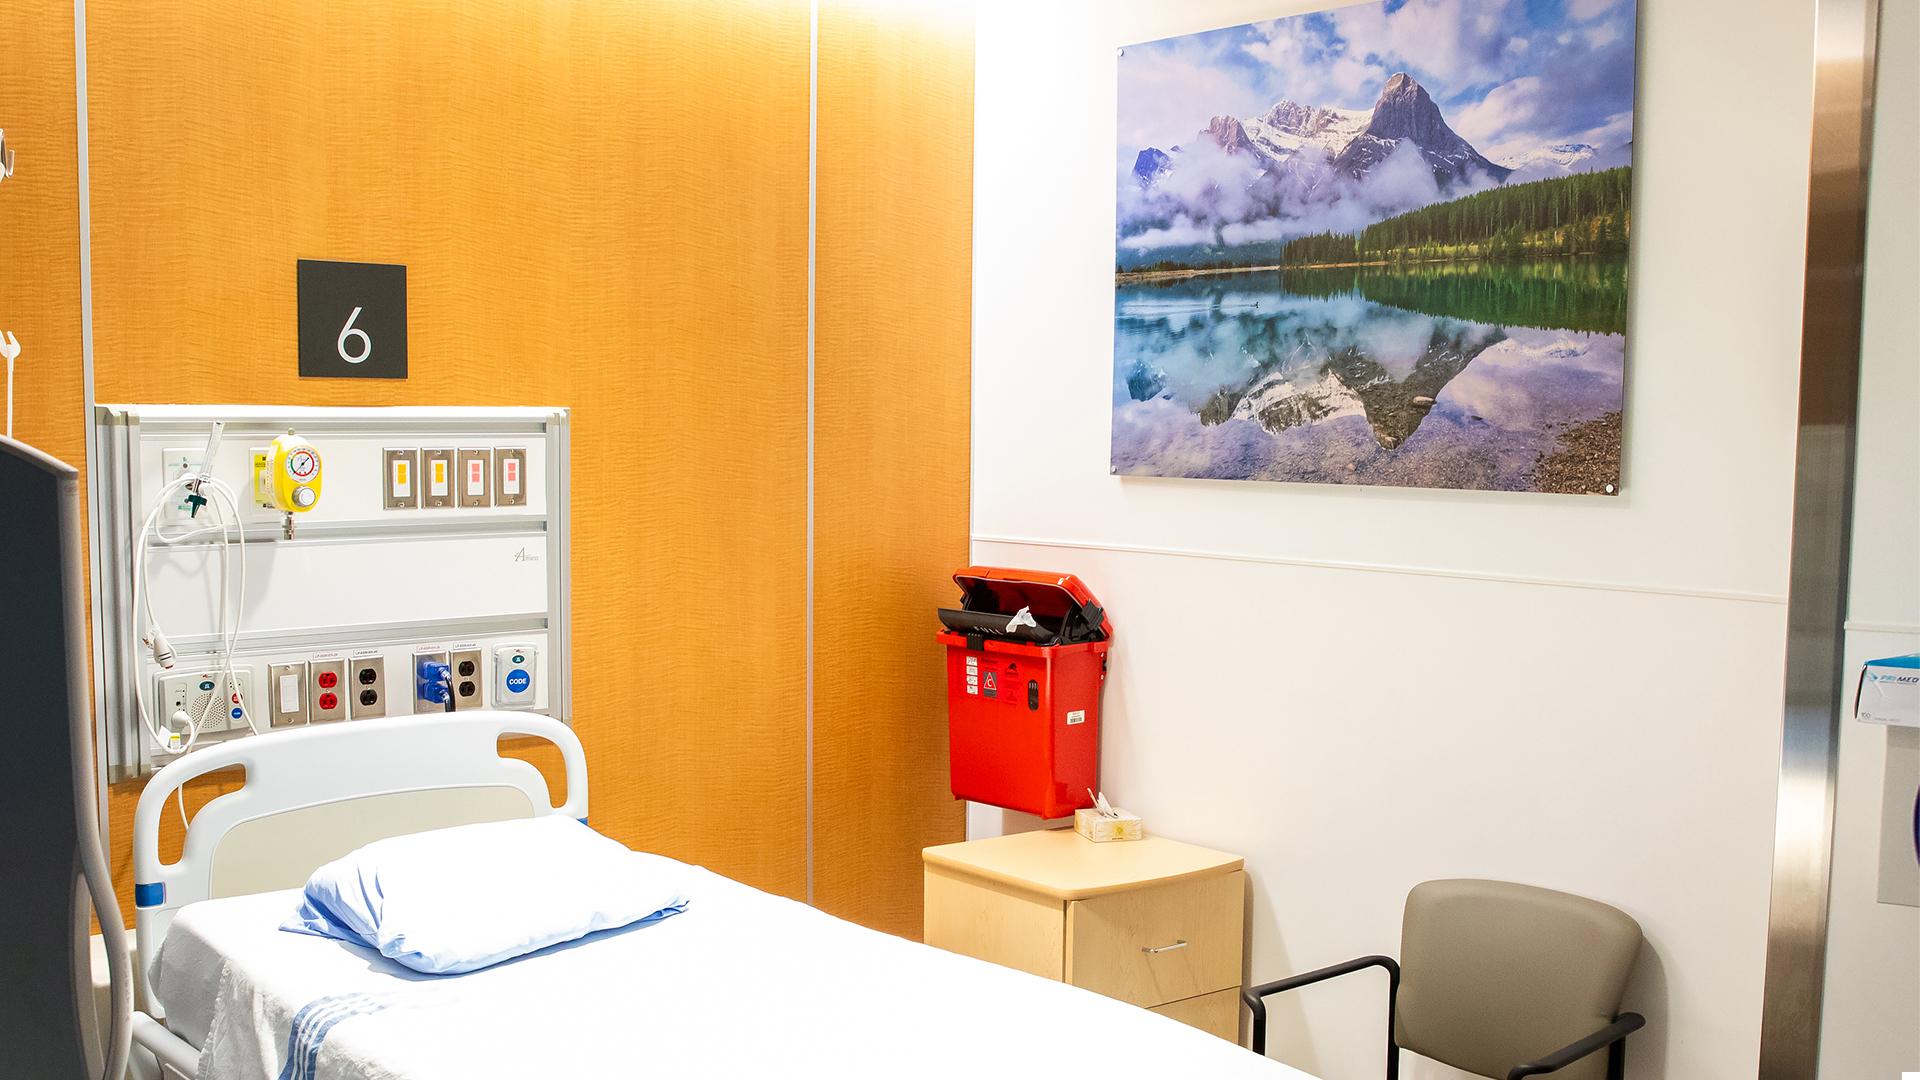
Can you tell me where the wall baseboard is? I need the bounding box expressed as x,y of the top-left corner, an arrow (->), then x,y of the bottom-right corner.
971,532 -> 1792,607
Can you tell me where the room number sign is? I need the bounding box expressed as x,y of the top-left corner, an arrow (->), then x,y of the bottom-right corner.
297,259 -> 408,379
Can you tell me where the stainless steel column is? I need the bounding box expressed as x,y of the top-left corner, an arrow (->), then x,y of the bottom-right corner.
1757,0 -> 1884,1074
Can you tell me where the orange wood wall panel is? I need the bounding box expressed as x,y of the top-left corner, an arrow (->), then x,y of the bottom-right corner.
83,0 -> 814,919
0,0 -> 86,469
813,1 -> 974,938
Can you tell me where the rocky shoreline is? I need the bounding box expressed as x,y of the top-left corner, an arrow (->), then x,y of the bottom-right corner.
1530,411 -> 1622,495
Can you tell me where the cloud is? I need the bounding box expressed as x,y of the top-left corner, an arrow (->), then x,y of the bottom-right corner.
1441,17 -> 1638,165
1240,16 -> 1387,109
1450,75 -> 1548,152
1327,0 -> 1526,90
1573,110 -> 1634,149
1117,40 -> 1271,163
1568,0 -> 1622,20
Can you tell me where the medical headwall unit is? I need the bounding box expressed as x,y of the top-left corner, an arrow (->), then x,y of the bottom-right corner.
91,405 -> 571,779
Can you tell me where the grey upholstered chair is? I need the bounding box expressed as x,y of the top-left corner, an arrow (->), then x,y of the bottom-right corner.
1244,879 -> 1646,1080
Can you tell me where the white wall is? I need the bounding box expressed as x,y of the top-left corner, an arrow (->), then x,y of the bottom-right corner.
972,1 -> 1834,1077
1819,0 -> 1920,1073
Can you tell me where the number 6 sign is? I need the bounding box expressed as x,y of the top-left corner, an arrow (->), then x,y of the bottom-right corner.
337,307 -> 371,364
297,260 -> 408,379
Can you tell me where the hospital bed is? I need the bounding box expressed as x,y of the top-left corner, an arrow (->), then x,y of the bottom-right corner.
126,712 -> 1310,1080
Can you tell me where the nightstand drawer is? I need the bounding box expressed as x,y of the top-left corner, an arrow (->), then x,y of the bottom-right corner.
1150,988 -> 1241,1041
1065,870 -> 1244,1007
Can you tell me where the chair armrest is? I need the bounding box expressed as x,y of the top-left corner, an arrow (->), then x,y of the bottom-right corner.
1506,1012 -> 1646,1079
1243,955 -> 1400,1056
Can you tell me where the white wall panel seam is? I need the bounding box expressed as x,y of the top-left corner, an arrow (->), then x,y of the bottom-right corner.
974,533 -> 1791,606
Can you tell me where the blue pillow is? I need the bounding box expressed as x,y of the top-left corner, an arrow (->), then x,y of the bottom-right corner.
282,816 -> 689,974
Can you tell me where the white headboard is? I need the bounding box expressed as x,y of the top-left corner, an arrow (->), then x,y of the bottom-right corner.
131,712 -> 587,1014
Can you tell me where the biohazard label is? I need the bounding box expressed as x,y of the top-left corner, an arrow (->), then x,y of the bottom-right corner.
959,653 -> 1025,707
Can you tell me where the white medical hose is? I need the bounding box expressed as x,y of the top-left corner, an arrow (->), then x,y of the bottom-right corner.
133,471 -> 251,758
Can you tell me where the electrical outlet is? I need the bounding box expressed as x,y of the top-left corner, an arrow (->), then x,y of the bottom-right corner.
349,655 -> 387,719
448,647 -> 484,710
268,661 -> 308,727
413,649 -> 451,713
456,449 -> 491,508
309,656 -> 347,722
158,447 -> 208,523
493,447 -> 527,507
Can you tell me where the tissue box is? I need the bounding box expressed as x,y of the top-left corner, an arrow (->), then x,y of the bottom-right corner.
1857,654 -> 1920,727
1075,807 -> 1143,842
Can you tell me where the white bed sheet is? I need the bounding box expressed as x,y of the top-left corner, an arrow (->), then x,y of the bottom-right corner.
153,861 -> 1312,1080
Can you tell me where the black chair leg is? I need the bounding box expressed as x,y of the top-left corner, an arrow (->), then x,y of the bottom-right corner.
1386,1013 -> 1399,1080
1606,1035 -> 1625,1080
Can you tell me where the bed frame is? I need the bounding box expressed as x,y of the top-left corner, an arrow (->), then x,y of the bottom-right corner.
126,712 -> 587,1078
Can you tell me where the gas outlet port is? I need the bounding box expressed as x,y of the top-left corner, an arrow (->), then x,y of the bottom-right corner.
383,448 -> 420,510
348,656 -> 386,719
413,650 -> 451,713
422,449 -> 455,509
158,448 -> 209,522
456,449 -> 491,508
493,447 -> 528,507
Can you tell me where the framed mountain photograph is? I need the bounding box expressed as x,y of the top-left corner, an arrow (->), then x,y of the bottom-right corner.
1113,0 -> 1637,494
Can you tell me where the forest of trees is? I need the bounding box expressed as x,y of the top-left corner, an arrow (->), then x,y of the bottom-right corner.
1276,230 -> 1359,266
1275,167 -> 1631,266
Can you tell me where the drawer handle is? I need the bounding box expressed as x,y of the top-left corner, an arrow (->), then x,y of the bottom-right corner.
1141,939 -> 1189,955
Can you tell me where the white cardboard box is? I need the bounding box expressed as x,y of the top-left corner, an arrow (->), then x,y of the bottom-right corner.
1856,654 -> 1920,727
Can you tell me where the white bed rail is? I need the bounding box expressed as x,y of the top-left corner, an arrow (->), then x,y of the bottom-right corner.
130,712 -> 587,1016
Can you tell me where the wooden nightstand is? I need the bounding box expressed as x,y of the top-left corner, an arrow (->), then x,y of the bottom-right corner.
922,828 -> 1246,1040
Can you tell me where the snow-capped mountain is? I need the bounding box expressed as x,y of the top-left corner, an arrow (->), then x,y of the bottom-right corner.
1135,72 -> 1508,193
1500,140 -> 1633,183
1504,142 -> 1598,172
1241,100 -> 1371,166
1131,146 -> 1174,186
1118,71 -> 1630,260
1331,73 -> 1512,187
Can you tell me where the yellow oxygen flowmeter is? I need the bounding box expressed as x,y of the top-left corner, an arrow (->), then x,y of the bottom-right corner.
253,432 -> 323,517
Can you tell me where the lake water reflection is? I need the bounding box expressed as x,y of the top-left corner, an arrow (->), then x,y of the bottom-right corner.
1110,260 -> 1628,493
